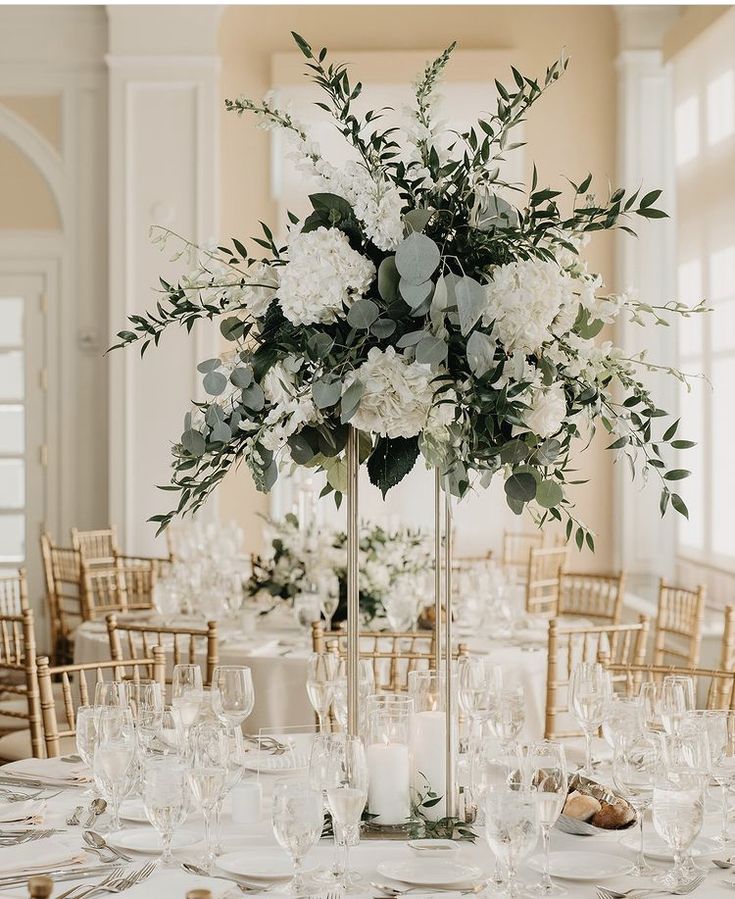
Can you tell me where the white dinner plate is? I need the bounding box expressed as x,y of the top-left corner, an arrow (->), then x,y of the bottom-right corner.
619,832 -> 717,861
527,851 -> 632,881
119,800 -> 149,823
107,826 -> 199,854
376,859 -> 483,887
241,749 -> 309,773
217,849 -> 294,881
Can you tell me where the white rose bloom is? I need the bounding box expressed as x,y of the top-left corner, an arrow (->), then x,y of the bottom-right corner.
345,346 -> 435,440
277,227 -> 375,326
522,382 -> 568,438
262,362 -> 297,406
496,350 -> 541,390
483,259 -> 579,354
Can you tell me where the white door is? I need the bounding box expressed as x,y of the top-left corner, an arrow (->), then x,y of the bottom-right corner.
0,273 -> 47,610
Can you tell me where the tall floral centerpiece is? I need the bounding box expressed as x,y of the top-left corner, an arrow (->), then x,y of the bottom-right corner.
113,34 -> 704,816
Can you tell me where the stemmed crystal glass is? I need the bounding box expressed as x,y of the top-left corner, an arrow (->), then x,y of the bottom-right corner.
324,735 -> 368,894
212,722 -> 245,855
153,706 -> 185,757
317,571 -> 340,633
143,756 -> 189,866
294,590 -> 321,643
523,740 -> 568,897
93,706 -> 137,832
76,705 -> 98,770
458,658 -> 503,749
127,681 -> 163,755
172,664 -> 204,732
612,729 -> 659,877
602,694 -> 643,751
383,589 -> 419,632
700,710 -> 735,846
333,660 -> 374,733
306,652 -> 338,732
94,680 -> 129,708
186,719 -> 229,871
660,676 -> 695,736
211,665 -> 255,726
272,779 -> 323,896
652,770 -> 706,889
484,788 -> 540,899
309,733 -> 342,883
487,684 -> 526,746
569,662 -> 610,776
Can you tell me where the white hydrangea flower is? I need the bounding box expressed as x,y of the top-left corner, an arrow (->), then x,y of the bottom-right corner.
225,261 -> 278,317
483,259 -> 579,355
345,346 -> 435,440
522,382 -> 568,438
277,227 -> 375,326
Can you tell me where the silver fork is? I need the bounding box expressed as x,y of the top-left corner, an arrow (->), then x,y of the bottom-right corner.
0,828 -> 56,845
596,872 -> 706,899
55,869 -> 124,899
62,862 -> 157,899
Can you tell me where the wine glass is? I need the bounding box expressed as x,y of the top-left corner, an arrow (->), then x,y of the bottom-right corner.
93,706 -> 137,832
484,788 -> 539,899
156,706 -> 185,757
612,729 -> 659,877
660,676 -> 695,736
699,710 -> 735,846
487,684 -> 525,746
652,770 -> 706,889
602,694 -> 644,750
186,719 -> 229,871
75,705 -> 98,770
212,722 -> 245,855
333,660 -> 374,732
128,680 -> 163,753
172,664 -> 203,731
306,652 -> 338,732
383,590 -> 419,632
317,572 -> 340,633
294,590 -> 321,643
523,740 -> 568,897
272,779 -> 323,896
640,681 -> 663,732
309,733 -> 342,883
94,681 -> 129,708
569,662 -> 610,776
143,756 -> 189,866
458,658 -> 503,749
324,735 -> 368,894
211,665 -> 255,726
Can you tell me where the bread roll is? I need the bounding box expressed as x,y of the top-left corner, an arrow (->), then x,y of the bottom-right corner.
590,798 -> 636,829
562,790 -> 602,821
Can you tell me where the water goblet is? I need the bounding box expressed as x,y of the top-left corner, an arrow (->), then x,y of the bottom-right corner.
306,652 -> 338,732
652,769 -> 706,889
93,706 -> 137,832
569,662 -> 610,775
143,756 -> 189,866
523,740 -> 568,897
612,729 -> 659,877
484,788 -> 540,899
488,684 -> 526,747
602,693 -> 644,750
272,778 -> 323,896
211,665 -> 255,726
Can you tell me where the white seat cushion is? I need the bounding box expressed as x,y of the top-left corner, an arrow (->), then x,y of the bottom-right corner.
0,729 -> 77,761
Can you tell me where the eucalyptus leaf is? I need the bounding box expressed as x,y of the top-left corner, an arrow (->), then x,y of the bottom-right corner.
371,318 -> 396,339
203,370 -> 227,396
288,433 -> 316,464
455,276 -> 486,336
466,330 -> 496,377
327,458 -> 348,492
396,330 -> 426,349
395,232 -> 441,285
400,279 -> 433,309
182,429 -> 206,458
499,440 -> 529,464
230,366 -> 253,389
307,332 -> 333,359
197,358 -> 220,374
347,298 -> 379,330
210,421 -> 232,444
536,479 -> 563,508
241,383 -> 265,412
416,335 -> 448,367
504,471 -> 537,503
403,208 -> 434,234
473,193 -> 519,231
430,276 -> 449,330
378,256 -> 400,303
340,380 -> 364,423
312,379 -> 343,410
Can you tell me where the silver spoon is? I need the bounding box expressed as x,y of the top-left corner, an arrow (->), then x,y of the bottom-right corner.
83,829 -> 133,861
371,881 -> 489,896
182,862 -> 276,893
82,797 -> 107,828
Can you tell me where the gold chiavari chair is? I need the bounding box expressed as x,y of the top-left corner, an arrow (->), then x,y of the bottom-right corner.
544,615 -> 650,740
33,648 -> 166,758
81,562 -> 155,621
0,608 -> 38,737
71,526 -> 118,566
114,552 -> 173,579
653,578 -> 706,667
311,621 -> 469,693
106,614 -> 219,686
604,662 -> 735,712
502,530 -> 544,578
525,546 -> 567,617
40,533 -> 83,663
720,605 -> 735,671
0,569 -> 28,616
558,571 -> 626,624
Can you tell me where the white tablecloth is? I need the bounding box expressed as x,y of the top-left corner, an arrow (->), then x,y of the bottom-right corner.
74,609 -> 549,737
0,756 -> 726,898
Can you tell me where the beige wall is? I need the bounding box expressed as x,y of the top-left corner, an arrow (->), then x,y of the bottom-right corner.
218,5 -> 618,565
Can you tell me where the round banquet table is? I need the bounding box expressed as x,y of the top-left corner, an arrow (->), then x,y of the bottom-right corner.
0,754 -> 726,898
73,607 -> 549,738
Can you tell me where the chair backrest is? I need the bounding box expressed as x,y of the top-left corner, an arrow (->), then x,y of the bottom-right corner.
32,648 -> 166,758
71,527 -> 118,565
0,568 -> 28,616
40,533 -> 83,661
525,546 -> 567,617
559,571 -> 626,624
604,661 -> 735,712
106,613 -> 219,686
113,552 -> 173,579
81,562 -> 155,621
544,615 -> 650,740
0,608 -> 37,740
502,530 -> 544,574
720,605 -> 735,671
653,578 -> 706,667
312,622 -> 468,693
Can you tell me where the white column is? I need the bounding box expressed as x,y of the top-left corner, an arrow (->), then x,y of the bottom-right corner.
106,7 -> 222,555
614,9 -> 679,596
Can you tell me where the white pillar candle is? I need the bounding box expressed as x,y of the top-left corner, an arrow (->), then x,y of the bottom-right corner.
367,741 -> 411,826
410,710 -> 446,821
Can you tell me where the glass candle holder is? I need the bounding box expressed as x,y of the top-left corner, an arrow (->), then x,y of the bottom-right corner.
408,670 -> 449,821
366,696 -> 413,829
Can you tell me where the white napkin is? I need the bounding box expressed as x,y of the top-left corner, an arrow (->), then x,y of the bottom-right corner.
0,799 -> 45,824
0,838 -> 85,874
2,757 -> 91,785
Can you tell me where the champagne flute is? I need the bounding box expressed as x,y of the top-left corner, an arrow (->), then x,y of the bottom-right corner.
317,572 -> 340,633
211,665 -> 255,726
458,657 -> 503,749
212,722 -> 245,855
272,779 -> 323,896
75,705 -> 97,770
612,729 -> 659,877
488,684 -> 526,746
324,735 -> 368,894
306,652 -> 338,732
93,706 -> 136,832
143,756 -> 189,866
523,740 -> 568,897
569,662 -> 610,776
700,710 -> 735,846
186,719 -> 229,871
660,676 -> 695,736
652,770 -> 706,889
172,664 -> 204,732
484,788 -> 539,899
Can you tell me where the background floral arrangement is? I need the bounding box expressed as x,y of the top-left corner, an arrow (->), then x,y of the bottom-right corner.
113,34 -> 707,547
247,514 -> 432,622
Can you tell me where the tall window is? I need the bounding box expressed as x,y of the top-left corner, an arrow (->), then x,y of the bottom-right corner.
674,9 -> 735,572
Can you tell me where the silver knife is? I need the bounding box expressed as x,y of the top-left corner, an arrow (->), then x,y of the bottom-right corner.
0,864 -> 120,887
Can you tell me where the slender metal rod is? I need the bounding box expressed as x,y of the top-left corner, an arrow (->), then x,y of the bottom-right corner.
433,467 -> 442,672
346,426 -> 360,736
444,483 -> 456,818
